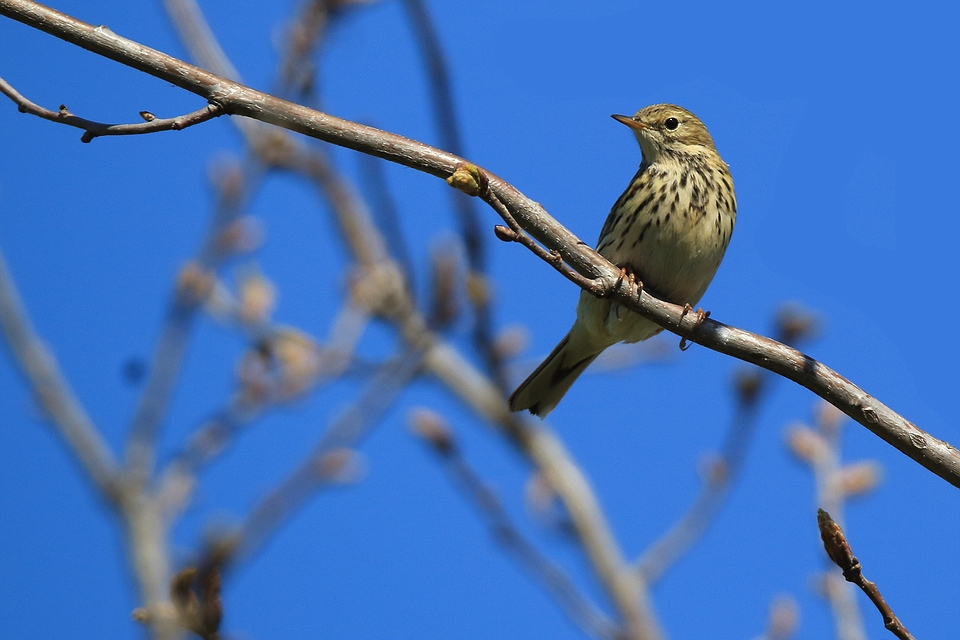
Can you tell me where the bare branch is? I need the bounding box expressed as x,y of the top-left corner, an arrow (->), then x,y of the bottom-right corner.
229,352 -> 421,565
125,171 -> 247,477
421,339 -> 663,640
1,0 -> 951,484
637,305 -> 818,583
156,302 -> 371,521
788,403 -> 870,640
401,0 -> 505,389
410,408 -> 619,640
818,509 -> 915,640
0,75 -> 222,142
0,247 -> 120,500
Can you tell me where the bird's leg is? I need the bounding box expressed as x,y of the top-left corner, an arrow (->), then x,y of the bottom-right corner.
678,304 -> 711,351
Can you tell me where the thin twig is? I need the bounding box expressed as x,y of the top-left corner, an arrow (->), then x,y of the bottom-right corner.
1,0 -> 950,483
420,338 -> 663,640
637,307 -> 818,583
818,509 -> 915,640
357,152 -> 417,293
230,351 -> 422,565
0,246 -> 120,501
636,390 -> 763,584
480,182 -> 604,296
125,172 -> 247,477
0,75 -> 222,142
410,409 -> 618,640
400,0 -> 505,390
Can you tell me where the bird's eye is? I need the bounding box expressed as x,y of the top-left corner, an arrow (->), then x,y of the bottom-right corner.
664,117 -> 680,131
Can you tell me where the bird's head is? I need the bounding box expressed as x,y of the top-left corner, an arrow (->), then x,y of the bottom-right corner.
612,104 -> 716,161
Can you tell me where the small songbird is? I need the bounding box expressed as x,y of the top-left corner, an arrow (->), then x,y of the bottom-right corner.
508,104 -> 736,417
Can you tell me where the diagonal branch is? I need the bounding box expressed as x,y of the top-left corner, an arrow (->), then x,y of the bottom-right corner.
0,0 -> 955,485
400,0 -> 505,390
636,307 -> 817,583
229,351 -> 422,565
125,173 -> 248,477
0,75 -> 223,142
410,409 -> 618,640
818,509 -> 915,640
0,247 -> 120,501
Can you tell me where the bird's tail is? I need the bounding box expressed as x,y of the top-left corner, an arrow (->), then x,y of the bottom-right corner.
508,322 -> 605,418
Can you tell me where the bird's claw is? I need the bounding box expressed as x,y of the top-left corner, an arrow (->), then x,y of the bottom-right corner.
614,267 -> 644,299
678,304 -> 710,351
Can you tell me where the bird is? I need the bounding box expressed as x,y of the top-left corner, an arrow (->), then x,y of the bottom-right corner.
508,104 -> 736,417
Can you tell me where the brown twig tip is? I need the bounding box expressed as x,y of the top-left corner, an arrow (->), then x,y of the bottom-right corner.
409,408 -> 456,456
817,509 -> 856,572
168,559 -> 225,640
733,367 -> 764,406
775,303 -> 819,345
816,509 -> 916,640
445,162 -> 487,196
139,110 -> 156,122
493,224 -> 518,242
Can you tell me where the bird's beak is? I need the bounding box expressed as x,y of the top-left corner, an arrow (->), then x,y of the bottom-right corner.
612,114 -> 647,130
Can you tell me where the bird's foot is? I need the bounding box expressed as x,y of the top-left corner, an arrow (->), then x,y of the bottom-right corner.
678,304 -> 710,351
614,267 -> 644,300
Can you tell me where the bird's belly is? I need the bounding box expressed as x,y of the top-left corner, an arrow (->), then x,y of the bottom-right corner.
582,208 -> 733,345
605,210 -> 731,305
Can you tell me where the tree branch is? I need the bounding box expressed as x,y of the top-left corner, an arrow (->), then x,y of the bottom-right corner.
0,1 -> 955,486
400,0 -> 506,390
0,75 -> 222,142
636,306 -> 817,583
228,351 -> 421,565
0,246 -> 120,500
410,408 -> 619,640
818,509 -> 915,640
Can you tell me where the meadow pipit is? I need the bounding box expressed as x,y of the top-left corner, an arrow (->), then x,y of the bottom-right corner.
509,104 -> 737,417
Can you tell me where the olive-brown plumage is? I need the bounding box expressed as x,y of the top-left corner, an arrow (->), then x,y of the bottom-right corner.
509,104 -> 737,417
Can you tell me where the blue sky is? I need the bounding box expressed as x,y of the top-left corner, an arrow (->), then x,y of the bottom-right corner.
1,1 -> 958,639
